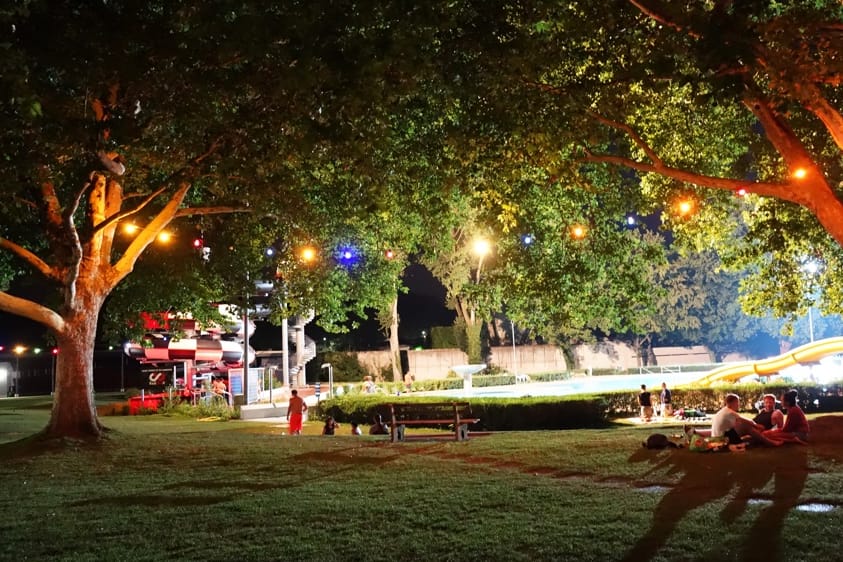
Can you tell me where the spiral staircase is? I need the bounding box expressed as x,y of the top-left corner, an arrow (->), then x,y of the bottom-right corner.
288,311 -> 316,386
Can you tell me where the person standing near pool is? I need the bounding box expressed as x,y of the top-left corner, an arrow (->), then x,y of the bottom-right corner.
639,384 -> 653,422
286,389 -> 307,435
660,382 -> 673,418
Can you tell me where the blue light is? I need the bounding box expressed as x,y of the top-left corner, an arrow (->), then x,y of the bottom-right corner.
265,247 -> 275,256
626,215 -> 637,226
522,234 -> 534,245
338,246 -> 359,266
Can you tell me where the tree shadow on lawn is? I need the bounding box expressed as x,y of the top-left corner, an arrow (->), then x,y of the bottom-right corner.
622,415 -> 843,562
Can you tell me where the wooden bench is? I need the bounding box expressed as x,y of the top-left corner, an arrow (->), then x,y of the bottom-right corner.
386,402 -> 480,442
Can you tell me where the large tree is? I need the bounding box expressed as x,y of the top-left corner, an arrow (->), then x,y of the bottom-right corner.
490,0 -> 843,320
0,0 -> 478,438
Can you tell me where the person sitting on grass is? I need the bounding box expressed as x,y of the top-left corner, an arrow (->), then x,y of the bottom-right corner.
687,393 -> 781,447
322,416 -> 340,436
369,414 -> 389,435
753,394 -> 784,431
762,389 -> 810,445
351,422 -> 362,436
673,406 -> 707,420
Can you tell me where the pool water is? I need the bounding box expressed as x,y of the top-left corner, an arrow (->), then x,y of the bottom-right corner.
418,372 -> 706,399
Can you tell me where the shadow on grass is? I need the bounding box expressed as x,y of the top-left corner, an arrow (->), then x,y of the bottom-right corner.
0,425 -> 115,460
70,493 -> 236,508
623,443 -> 808,561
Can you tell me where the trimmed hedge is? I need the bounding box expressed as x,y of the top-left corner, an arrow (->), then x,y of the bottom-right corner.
314,380 -> 843,431
606,382 -> 843,416
314,393 -> 609,431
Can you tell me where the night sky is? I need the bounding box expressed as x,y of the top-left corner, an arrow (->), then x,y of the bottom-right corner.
0,263 -> 455,351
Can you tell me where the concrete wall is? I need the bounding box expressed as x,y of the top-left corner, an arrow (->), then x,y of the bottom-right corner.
353,343 -> 715,380
0,361 -> 10,397
574,341 -> 639,371
488,345 -> 567,374
354,351 -> 392,378
406,349 -> 469,380
652,345 -> 712,365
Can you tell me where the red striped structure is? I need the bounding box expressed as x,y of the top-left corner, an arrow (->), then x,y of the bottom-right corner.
124,333 -> 243,364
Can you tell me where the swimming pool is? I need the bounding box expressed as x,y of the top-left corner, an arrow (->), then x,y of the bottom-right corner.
417,371 -> 707,399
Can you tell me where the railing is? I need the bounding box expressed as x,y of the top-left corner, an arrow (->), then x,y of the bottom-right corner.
638,365 -> 683,375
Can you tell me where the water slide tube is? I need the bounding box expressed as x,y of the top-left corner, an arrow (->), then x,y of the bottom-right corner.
693,336 -> 843,386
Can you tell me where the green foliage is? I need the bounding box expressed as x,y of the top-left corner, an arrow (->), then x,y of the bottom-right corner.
317,352 -> 369,383
318,393 -> 609,430
123,388 -> 141,399
601,382 -> 843,417
456,0 -> 843,330
465,323 -> 483,363
430,326 -> 458,349
158,396 -> 237,421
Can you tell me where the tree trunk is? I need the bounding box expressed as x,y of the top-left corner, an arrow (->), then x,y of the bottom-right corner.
45,302 -> 104,440
387,296 -> 402,382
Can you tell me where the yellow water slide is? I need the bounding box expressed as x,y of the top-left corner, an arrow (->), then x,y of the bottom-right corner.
693,336 -> 843,386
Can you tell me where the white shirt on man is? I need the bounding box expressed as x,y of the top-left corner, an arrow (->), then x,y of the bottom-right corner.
710,406 -> 739,437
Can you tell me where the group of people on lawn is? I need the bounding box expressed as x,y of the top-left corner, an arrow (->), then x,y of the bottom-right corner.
638,382 -> 674,421
639,382 -> 810,448
321,414 -> 390,436
689,390 -> 809,448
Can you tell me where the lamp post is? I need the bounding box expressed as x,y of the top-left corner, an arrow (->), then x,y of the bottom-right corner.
511,320 -> 518,380
321,363 -> 333,398
803,259 -> 820,343
51,347 -> 58,396
808,307 -> 815,343
470,238 -> 491,325
13,345 -> 25,397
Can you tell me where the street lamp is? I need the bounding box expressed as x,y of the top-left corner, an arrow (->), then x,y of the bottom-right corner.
12,345 -> 25,397
51,347 -> 58,396
803,259 -> 820,343
570,224 -> 587,239
321,363 -> 333,398
472,238 -> 491,283
511,320 -> 518,380
470,238 -> 491,325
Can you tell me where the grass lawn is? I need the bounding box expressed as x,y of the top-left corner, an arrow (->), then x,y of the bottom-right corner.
1,397 -> 842,561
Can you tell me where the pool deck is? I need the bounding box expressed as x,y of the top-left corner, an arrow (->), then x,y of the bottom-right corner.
416,371 -> 707,400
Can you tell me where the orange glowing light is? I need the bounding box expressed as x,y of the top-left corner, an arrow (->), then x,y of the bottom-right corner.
123,223 -> 139,235
793,167 -> 808,180
301,247 -> 316,262
570,225 -> 587,239
676,199 -> 695,216
157,231 -> 172,243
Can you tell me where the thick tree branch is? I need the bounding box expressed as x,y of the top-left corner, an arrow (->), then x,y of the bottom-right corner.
792,82 -> 843,152
588,111 -> 664,166
579,149 -> 804,204
0,292 -> 64,334
90,185 -> 168,237
99,179 -> 124,272
109,182 -> 193,288
39,180 -> 83,302
628,0 -> 701,39
742,91 -> 818,173
13,195 -> 38,211
0,237 -> 58,281
93,136 -> 227,237
174,206 -> 250,218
